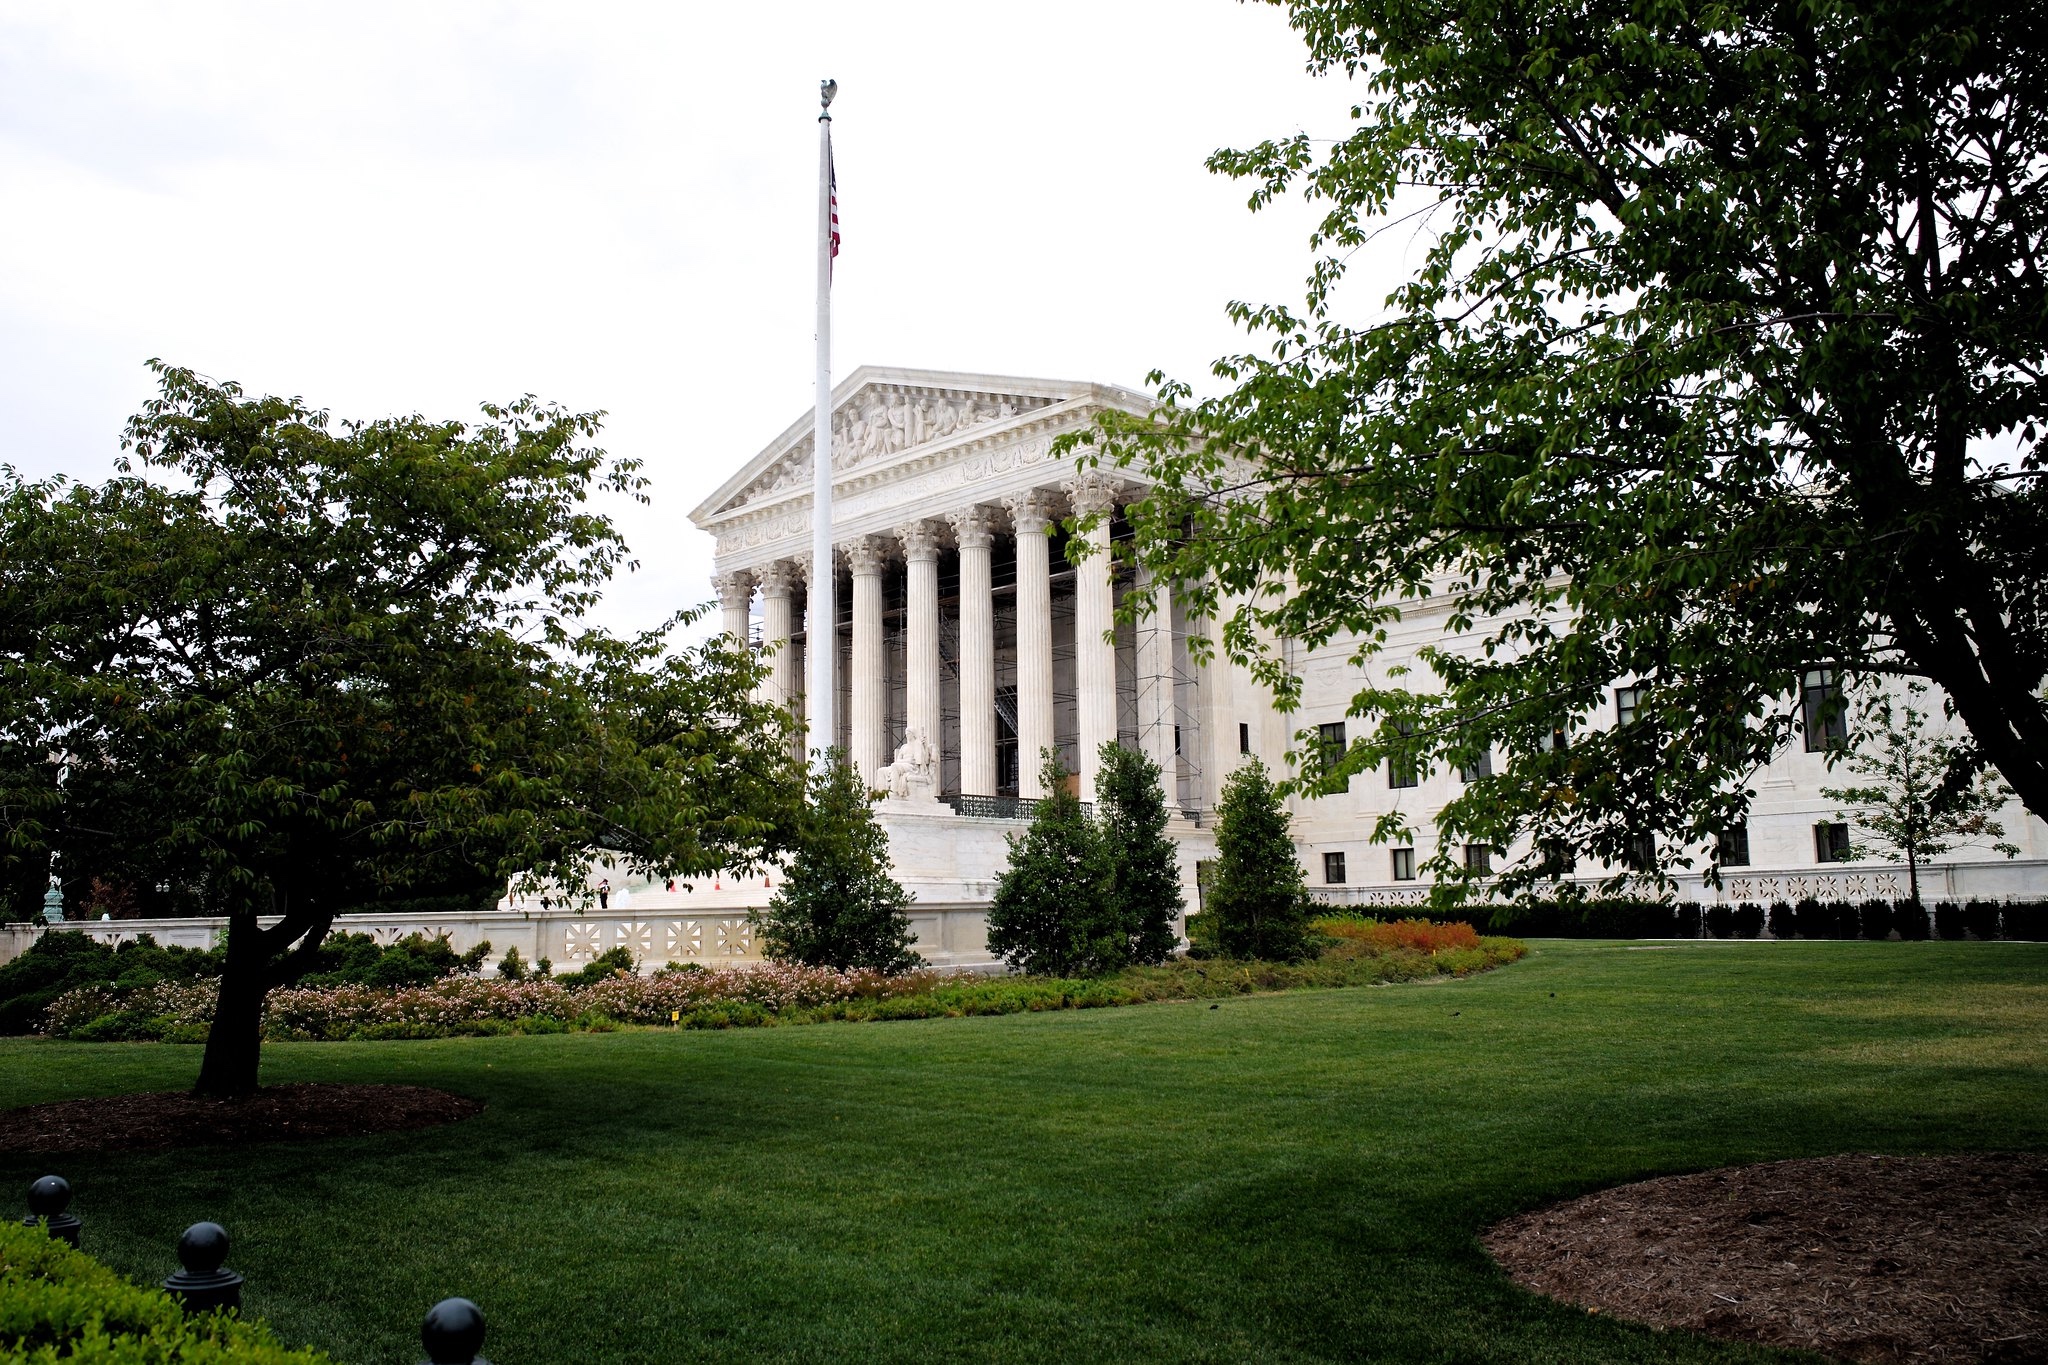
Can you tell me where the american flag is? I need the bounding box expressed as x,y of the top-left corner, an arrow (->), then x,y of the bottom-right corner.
828,132 -> 840,275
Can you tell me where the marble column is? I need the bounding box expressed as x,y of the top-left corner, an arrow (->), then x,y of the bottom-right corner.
949,506 -> 998,797
847,536 -> 889,784
1135,563 -> 1177,794
1004,490 -> 1057,799
713,571 -> 753,645
1066,473 -> 1119,803
757,561 -> 798,710
897,521 -> 943,765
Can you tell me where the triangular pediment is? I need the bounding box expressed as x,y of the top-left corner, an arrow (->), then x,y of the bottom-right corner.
690,366 -> 1141,526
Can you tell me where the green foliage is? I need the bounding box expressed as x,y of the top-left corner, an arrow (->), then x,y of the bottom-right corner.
1822,681 -> 2022,905
0,1218 -> 333,1363
0,363 -> 800,1092
554,946 -> 637,988
985,752 -> 1124,976
0,931 -> 220,1036
754,752 -> 921,973
289,931 -> 490,988
497,945 -> 530,981
1206,760 -> 1317,963
1093,742 -> 1184,966
1069,0 -> 2048,908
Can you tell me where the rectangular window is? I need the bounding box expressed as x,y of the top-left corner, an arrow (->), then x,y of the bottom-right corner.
1625,831 -> 1657,871
1538,721 -> 1569,753
1238,722 -> 1251,755
1463,843 -> 1494,875
1615,685 -> 1644,728
1718,822 -> 1751,868
1801,669 -> 1848,752
1814,821 -> 1852,864
1381,720 -> 1418,790
1391,847 -> 1416,881
1540,839 -> 1575,875
1317,721 -> 1352,791
1323,851 -> 1347,884
1458,748 -> 1493,783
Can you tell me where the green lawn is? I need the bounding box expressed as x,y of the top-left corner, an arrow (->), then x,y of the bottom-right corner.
4,941 -> 2045,1364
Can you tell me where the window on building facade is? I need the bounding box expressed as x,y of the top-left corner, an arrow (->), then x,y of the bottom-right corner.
1317,721 -> 1352,791
1463,843 -> 1495,875
1718,822 -> 1751,867
1323,851 -> 1347,884
1537,721 -> 1570,753
1391,847 -> 1416,881
1539,839 -> 1575,875
1801,669 -> 1848,752
1814,821 -> 1852,863
1239,722 -> 1251,754
1384,719 -> 1418,789
1625,830 -> 1657,871
1615,684 -> 1644,727
1458,747 -> 1493,783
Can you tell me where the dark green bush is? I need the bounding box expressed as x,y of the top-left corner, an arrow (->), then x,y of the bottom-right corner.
291,931 -> 489,988
1704,905 -> 1734,939
0,931 -> 221,1035
1732,903 -> 1766,939
554,947 -> 636,988
0,1218 -> 333,1362
1766,901 -> 1796,940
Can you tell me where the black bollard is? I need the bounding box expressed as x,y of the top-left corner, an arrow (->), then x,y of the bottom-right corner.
419,1297 -> 491,1365
162,1222 -> 243,1314
21,1175 -> 82,1247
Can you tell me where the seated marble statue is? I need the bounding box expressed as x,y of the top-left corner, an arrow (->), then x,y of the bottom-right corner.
876,728 -> 938,800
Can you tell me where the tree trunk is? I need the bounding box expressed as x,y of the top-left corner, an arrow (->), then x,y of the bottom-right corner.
193,907 -> 267,1099
1907,843 -> 1921,910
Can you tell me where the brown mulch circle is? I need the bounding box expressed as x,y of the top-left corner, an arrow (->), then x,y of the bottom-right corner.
0,1084 -> 483,1155
1485,1153 -> 2048,1364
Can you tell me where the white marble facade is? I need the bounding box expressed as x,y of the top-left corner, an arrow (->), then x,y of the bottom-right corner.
690,366 -> 2048,917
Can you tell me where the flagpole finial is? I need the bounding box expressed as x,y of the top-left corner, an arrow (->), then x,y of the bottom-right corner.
819,78 -> 837,119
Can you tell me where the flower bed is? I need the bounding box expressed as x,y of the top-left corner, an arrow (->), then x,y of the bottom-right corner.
42,938 -> 1526,1044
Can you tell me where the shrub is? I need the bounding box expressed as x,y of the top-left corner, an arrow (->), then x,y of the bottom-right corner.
553,947 -> 637,988
1731,903 -> 1766,939
1766,901 -> 1796,940
1205,759 -> 1317,963
986,752 -> 1125,976
0,931 -> 221,1036
1314,917 -> 1481,955
1704,905 -> 1734,939
753,752 -> 921,974
1961,899 -> 2002,941
0,1217 -> 334,1363
1933,904 -> 1966,940
1094,741 -> 1183,966
497,945 -> 529,980
1858,899 -> 1893,941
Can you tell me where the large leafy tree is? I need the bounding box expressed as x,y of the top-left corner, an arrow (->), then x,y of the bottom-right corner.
1076,0 -> 2047,904
0,363 -> 799,1095
754,752 -> 921,974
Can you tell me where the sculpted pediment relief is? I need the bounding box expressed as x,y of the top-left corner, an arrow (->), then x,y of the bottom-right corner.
729,384 -> 1057,509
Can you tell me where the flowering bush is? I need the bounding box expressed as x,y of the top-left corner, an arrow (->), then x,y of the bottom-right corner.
42,936 -> 1527,1043
1313,917 -> 1483,954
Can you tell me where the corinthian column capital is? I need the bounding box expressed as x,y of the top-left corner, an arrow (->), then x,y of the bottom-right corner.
895,519 -> 944,563
948,505 -> 998,550
1063,471 -> 1122,518
1003,489 -> 1057,537
756,560 -> 798,598
844,535 -> 890,577
712,571 -> 754,612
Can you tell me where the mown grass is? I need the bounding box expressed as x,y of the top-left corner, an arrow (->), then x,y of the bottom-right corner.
3,940 -> 2045,1364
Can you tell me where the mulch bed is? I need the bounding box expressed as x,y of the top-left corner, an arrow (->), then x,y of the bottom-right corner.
1485,1153 -> 2048,1363
0,1084 -> 483,1155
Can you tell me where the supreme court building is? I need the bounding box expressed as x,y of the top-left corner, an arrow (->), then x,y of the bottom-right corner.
667,365 -> 2048,954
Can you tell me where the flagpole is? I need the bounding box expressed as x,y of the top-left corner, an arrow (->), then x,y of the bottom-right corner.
807,78 -> 838,767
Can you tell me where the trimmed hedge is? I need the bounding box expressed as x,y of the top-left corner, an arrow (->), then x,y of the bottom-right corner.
1340,897 -> 2048,941
0,1218 -> 334,1364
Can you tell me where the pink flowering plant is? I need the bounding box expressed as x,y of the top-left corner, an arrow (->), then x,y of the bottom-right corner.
41,935 -> 1526,1042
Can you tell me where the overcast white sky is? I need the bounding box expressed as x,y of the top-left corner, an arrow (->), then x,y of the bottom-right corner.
0,1 -> 1370,636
